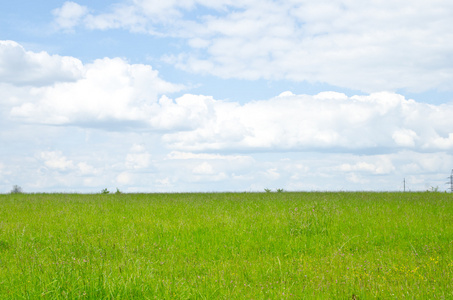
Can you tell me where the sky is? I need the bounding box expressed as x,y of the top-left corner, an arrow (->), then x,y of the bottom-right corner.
1,0 -> 453,193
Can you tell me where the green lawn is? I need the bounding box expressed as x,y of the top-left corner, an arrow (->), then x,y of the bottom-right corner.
0,192 -> 452,299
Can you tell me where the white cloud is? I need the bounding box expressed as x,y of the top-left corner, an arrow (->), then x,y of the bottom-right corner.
57,0 -> 453,93
0,40 -> 84,86
84,4 -> 150,33
428,133 -> 453,150
161,150 -> 255,185
78,0 -> 238,32
7,50 -> 184,127
3,135 -> 453,193
2,43 -> 452,156
116,172 -> 132,185
392,129 -> 418,147
346,173 -> 369,184
149,94 -> 217,130
52,1 -> 88,30
40,151 -> 74,171
77,162 -> 99,175
412,151 -> 453,173
264,168 -> 280,180
125,144 -> 151,169
314,92 -> 349,101
161,92 -> 453,153
40,151 -> 99,175
338,157 -> 395,175
192,162 -> 214,175
167,151 -> 252,162
156,177 -> 172,187
278,91 -> 295,98
4,39 -> 452,154
130,144 -> 145,153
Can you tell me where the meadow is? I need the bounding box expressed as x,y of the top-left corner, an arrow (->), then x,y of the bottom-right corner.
0,192 -> 452,299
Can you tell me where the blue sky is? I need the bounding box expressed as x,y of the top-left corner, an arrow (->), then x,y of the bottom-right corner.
1,0 -> 453,193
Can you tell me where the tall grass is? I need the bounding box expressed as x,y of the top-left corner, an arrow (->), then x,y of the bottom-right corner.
0,192 -> 452,299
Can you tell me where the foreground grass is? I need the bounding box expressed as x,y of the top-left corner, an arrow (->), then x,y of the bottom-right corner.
0,192 -> 452,299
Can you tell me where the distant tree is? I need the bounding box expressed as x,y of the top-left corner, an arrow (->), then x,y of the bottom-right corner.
11,185 -> 23,194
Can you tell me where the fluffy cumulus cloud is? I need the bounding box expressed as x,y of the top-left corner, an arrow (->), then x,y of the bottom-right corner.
160,92 -> 453,153
52,0 -> 453,92
7,54 -> 184,127
0,40 -> 83,86
40,151 -> 75,171
4,44 -> 453,154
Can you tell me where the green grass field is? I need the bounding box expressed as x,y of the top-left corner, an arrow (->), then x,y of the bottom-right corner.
0,192 -> 452,299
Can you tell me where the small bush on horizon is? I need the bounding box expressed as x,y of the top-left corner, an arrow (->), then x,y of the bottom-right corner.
115,188 -> 122,194
101,188 -> 110,194
264,188 -> 272,193
276,188 -> 284,193
10,185 -> 23,194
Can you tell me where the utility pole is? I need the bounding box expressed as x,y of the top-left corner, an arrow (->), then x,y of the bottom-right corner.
403,178 -> 406,192
447,170 -> 453,193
